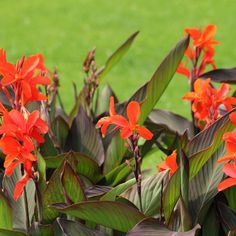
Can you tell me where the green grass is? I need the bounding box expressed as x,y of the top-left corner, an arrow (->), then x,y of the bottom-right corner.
0,0 -> 236,117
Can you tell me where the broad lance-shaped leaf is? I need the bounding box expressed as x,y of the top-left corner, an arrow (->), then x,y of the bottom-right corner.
42,158 -> 87,222
42,161 -> 64,222
103,132 -> 125,174
3,166 -> 35,231
0,191 -> 13,230
217,202 -> 236,235
0,229 -> 26,236
66,106 -> 105,166
146,109 -> 194,137
189,145 -> 225,224
163,109 -> 235,223
163,170 -> 181,223
100,158 -> 134,186
56,218 -> 107,236
224,186 -> 236,212
85,185 -> 112,199
101,178 -> 136,201
104,35 -> 190,173
187,108 -> 235,179
127,218 -> 200,236
121,171 -> 168,216
37,152 -> 47,191
200,68 -> 236,84
45,152 -> 102,184
61,161 -> 86,203
201,204 -> 220,236
96,31 -> 139,80
51,114 -> 69,150
129,35 -> 189,124
95,84 -> 118,117
51,201 -> 145,232
179,147 -> 191,232
29,223 -> 54,236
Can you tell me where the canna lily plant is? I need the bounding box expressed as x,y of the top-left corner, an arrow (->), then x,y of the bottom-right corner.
0,24 -> 236,236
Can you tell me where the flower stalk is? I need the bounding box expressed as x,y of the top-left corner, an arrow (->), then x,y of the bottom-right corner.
128,134 -> 143,212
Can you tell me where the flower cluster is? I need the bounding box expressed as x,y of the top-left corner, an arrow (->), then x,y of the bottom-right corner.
0,49 -> 49,200
96,96 -> 153,140
183,78 -> 236,129
177,24 -> 218,80
217,113 -> 236,191
0,49 -> 50,107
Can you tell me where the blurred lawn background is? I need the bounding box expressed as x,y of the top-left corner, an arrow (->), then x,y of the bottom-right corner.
1,0 -> 236,118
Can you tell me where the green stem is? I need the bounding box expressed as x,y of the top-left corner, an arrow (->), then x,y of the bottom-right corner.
23,188 -> 30,235
136,155 -> 143,212
35,181 -> 43,224
21,165 -> 30,235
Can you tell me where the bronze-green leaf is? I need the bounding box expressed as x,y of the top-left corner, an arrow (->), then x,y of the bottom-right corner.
51,200 -> 145,232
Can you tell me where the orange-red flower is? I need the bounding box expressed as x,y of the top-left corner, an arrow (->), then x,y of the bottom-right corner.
183,78 -> 236,129
177,24 -> 218,80
157,150 -> 178,176
217,114 -> 236,191
185,24 -> 218,55
217,140 -> 236,191
96,96 -> 128,137
0,108 -> 48,200
0,49 -> 49,201
0,49 -> 50,105
0,109 -> 48,143
96,97 -> 153,140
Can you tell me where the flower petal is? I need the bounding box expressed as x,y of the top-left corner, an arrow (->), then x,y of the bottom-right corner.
21,55 -> 40,77
230,112 -> 236,126
137,126 -> 153,140
216,154 -> 235,163
222,163 -> 236,178
120,127 -> 132,139
109,96 -> 116,116
111,115 -> 129,128
127,101 -> 140,128
218,177 -> 236,191
202,24 -> 217,42
13,174 -> 30,201
27,110 -> 39,129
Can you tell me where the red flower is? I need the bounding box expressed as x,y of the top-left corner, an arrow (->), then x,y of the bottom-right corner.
96,97 -> 153,140
217,125 -> 236,192
183,78 -> 236,129
13,171 -> 31,201
177,24 -> 218,80
157,150 -> 178,176
0,49 -> 50,105
95,96 -> 126,137
0,108 -> 48,200
176,61 -> 190,79
217,161 -> 236,191
0,109 -> 48,143
185,24 -> 218,53
0,136 -> 36,175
